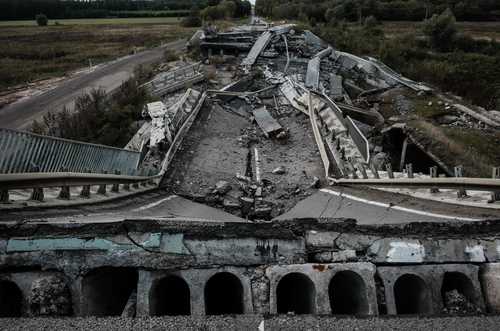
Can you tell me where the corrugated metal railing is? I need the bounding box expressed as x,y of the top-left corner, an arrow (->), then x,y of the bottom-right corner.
0,128 -> 141,175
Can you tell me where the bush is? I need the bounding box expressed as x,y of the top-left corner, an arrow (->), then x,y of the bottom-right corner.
181,15 -> 202,27
422,8 -> 458,51
35,14 -> 48,26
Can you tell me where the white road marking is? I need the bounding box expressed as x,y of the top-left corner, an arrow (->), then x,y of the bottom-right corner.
133,195 -> 178,212
320,188 -> 481,221
254,147 -> 262,184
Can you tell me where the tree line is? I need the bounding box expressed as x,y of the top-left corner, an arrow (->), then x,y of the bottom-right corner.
256,0 -> 500,23
0,0 -> 207,21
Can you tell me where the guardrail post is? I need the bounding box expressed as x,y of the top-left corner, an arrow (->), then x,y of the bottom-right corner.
30,165 -> 44,202
370,163 -> 380,179
112,170 -> 120,193
430,166 -> 439,193
348,160 -> 358,179
359,164 -> 368,179
58,167 -> 70,200
80,169 -> 91,198
0,190 -> 9,203
405,163 -> 414,178
97,170 -> 107,195
490,167 -> 500,203
454,165 -> 467,198
386,163 -> 394,179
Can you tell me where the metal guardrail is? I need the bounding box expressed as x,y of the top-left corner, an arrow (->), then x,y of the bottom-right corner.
0,128 -> 141,175
0,172 -> 159,190
330,177 -> 500,192
345,116 -> 370,164
319,93 -> 371,164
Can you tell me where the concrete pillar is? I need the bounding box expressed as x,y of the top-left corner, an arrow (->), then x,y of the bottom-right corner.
359,164 -> 368,179
481,263 -> 500,313
0,189 -> 9,203
111,170 -> 120,193
399,137 -> 408,171
370,163 -> 380,179
97,170 -> 107,195
136,270 -> 152,316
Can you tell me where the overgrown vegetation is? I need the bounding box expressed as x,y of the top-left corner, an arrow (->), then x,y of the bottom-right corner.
0,0 -> 204,20
201,0 -> 251,21
256,0 -> 500,23
31,65 -> 155,147
306,9 -> 500,110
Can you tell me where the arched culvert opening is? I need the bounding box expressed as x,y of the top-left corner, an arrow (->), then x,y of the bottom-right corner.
0,280 -> 23,317
441,272 -> 480,314
329,270 -> 369,315
82,267 -> 138,316
205,272 -> 243,315
277,272 -> 315,314
150,275 -> 191,316
394,274 -> 432,315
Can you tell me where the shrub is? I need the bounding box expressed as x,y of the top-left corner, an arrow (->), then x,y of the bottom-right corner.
422,8 -> 458,51
164,49 -> 180,62
35,14 -> 48,26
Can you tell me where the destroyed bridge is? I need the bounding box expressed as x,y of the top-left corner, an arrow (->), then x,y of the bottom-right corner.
1,17 -> 500,323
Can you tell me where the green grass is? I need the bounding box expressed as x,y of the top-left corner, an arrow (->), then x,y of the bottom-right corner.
0,17 -> 182,27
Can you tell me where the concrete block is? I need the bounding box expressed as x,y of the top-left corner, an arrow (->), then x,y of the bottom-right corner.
480,263 -> 500,313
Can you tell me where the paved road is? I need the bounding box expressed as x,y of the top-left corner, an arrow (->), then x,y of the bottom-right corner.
275,189 -> 487,224
0,39 -> 186,130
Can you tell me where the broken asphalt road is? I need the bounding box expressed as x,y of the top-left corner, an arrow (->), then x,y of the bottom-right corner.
0,39 -> 186,130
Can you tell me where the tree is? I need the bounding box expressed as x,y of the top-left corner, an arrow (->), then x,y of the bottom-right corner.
36,13 -> 48,26
423,8 -> 458,51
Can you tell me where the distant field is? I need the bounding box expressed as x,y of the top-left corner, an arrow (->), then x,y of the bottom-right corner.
382,21 -> 500,41
0,22 -> 193,90
0,17 -> 182,27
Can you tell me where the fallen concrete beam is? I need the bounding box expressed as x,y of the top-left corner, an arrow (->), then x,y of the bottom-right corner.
252,106 -> 283,138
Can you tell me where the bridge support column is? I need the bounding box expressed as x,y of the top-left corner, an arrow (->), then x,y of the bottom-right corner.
370,163 -> 380,179
59,186 -> 70,200
359,164 -> 368,179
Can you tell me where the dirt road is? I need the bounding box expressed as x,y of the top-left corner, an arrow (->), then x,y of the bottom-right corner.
0,39 -> 186,130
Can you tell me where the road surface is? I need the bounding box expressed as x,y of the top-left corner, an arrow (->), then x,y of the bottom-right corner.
0,39 -> 186,130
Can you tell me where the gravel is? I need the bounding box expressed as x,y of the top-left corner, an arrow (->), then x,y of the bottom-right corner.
2,315 -> 500,331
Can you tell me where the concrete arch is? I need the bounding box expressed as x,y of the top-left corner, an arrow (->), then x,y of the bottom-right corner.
329,270 -> 369,315
204,272 -> 243,315
441,272 -> 477,311
277,272 -> 316,314
150,274 -> 190,316
394,273 -> 432,314
82,267 -> 138,316
0,280 -> 23,317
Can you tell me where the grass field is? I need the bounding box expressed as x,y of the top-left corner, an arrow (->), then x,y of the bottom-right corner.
0,22 -> 196,90
0,17 -> 183,27
381,21 -> 500,40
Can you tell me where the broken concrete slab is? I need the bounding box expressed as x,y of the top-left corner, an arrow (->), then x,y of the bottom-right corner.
252,106 -> 283,138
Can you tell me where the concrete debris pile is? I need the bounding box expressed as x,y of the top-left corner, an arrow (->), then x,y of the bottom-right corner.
141,62 -> 205,98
